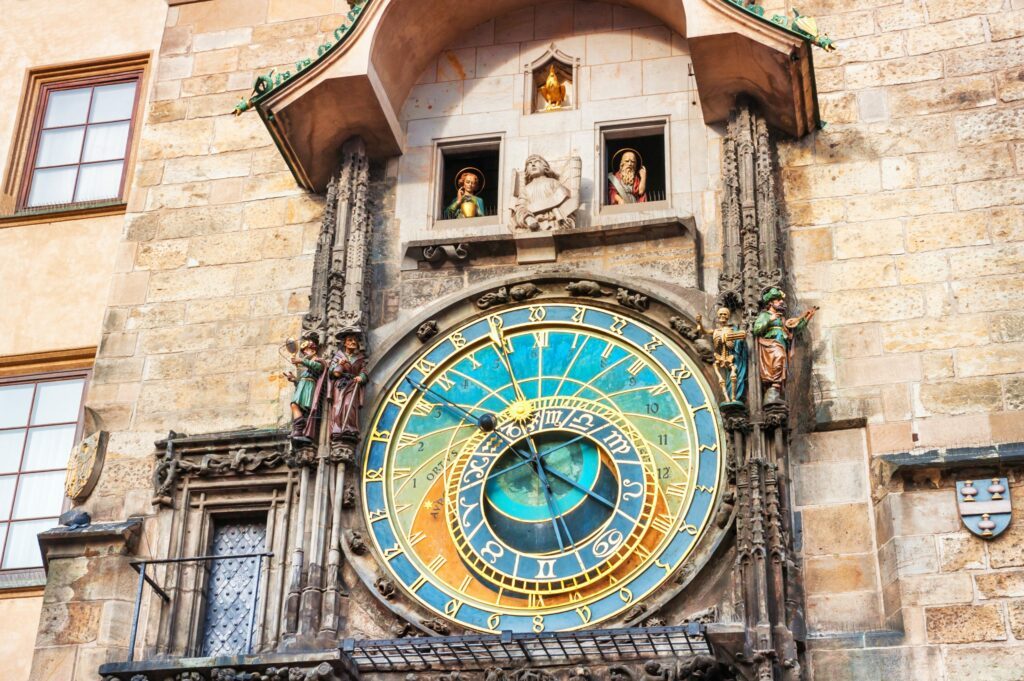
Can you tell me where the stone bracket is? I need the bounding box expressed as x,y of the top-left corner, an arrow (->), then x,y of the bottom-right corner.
38,518 -> 142,570
403,215 -> 695,268
877,440 -> 1024,483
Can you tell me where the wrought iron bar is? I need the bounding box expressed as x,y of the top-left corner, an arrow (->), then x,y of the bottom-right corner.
124,552 -> 273,663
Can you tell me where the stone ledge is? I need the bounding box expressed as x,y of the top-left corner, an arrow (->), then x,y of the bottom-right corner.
99,650 -> 342,681
38,518 -> 143,570
878,441 -> 1024,481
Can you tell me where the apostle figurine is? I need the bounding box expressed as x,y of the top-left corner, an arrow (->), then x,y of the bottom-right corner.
329,330 -> 368,443
284,333 -> 326,443
608,148 -> 647,204
446,167 -> 486,219
697,307 -> 749,404
752,287 -> 816,406
510,154 -> 581,231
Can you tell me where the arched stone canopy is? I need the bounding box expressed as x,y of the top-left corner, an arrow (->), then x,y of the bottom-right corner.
257,0 -> 820,191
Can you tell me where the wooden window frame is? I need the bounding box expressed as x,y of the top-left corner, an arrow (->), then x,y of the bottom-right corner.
1,54 -> 149,222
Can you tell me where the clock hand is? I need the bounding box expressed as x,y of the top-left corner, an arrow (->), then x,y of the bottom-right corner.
488,321 -> 527,403
521,433 -> 579,555
404,377 -> 497,431
490,423 -> 614,479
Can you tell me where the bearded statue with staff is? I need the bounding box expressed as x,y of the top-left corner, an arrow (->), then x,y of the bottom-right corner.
329,329 -> 369,444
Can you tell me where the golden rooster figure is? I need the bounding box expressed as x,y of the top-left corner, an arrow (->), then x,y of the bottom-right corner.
538,64 -> 567,111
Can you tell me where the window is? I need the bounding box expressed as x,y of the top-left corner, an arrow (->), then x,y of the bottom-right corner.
23,75 -> 140,209
601,121 -> 668,207
0,373 -> 86,570
436,138 -> 501,222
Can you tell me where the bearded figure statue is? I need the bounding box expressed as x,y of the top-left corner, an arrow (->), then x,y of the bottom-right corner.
510,154 -> 581,231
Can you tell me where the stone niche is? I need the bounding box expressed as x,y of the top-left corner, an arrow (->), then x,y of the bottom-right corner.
526,44 -> 579,114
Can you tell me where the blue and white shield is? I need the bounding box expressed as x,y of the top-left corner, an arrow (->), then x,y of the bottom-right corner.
957,478 -> 1012,539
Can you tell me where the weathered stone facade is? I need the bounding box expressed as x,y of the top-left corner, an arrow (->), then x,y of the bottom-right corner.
0,0 -> 1021,680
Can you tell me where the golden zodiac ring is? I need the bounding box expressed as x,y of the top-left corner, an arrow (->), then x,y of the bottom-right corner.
454,166 -> 486,192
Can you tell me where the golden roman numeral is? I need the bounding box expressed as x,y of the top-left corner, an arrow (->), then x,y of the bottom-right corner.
649,384 -> 669,396
667,482 -> 687,498
601,343 -> 614,359
412,399 -> 435,417
392,467 -> 411,479
634,544 -> 652,561
466,353 -> 482,369
435,372 -> 454,391
528,593 -> 545,608
426,554 -> 446,572
408,531 -> 427,547
651,514 -> 675,534
383,544 -> 402,560
627,359 -> 645,376
399,432 -> 418,448
533,331 -> 549,348
368,509 -> 388,522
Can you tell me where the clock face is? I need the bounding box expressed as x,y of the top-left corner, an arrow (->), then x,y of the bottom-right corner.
361,300 -> 724,633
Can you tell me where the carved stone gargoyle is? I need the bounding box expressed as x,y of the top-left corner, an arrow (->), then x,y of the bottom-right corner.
510,154 -> 581,231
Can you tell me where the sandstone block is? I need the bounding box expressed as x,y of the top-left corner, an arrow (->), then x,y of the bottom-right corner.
806,591 -> 881,632
801,502 -> 874,555
925,0 -> 1003,21
139,118 -> 215,161
783,161 -> 880,201
805,553 -> 877,593
845,55 -> 943,90
926,603 -> 1005,643
242,172 -> 304,201
494,6 -> 534,44
838,354 -> 921,388
845,187 -> 955,222
157,55 -> 193,82
956,105 -> 1024,145
990,10 -> 1024,41
642,56 -> 691,95
901,573 -> 973,606
916,413 -> 993,449
795,461 -> 868,506
917,144 -> 1014,187
147,99 -> 187,125
1009,601 -> 1024,638
991,411 -> 1024,442
108,271 -> 150,306
867,421 -> 914,454
790,227 -> 834,264
810,647 -> 940,681
212,114 -> 273,153
976,570 -> 1024,599
953,274 -> 1024,313
876,3 -> 927,31
881,316 -> 988,353
233,257 -> 312,293
938,532 -> 987,571
135,238 -> 189,270
792,428 -> 868,465
891,490 -> 961,536
143,354 -> 195,381
185,296 -> 252,324
632,25 -> 671,59
819,287 -> 925,327
881,383 -> 912,421
894,534 -> 940,577
145,182 -> 213,212
831,256 -> 898,290
944,646 -> 1024,681
437,48 -> 477,82
177,0 -> 268,32
153,205 -> 244,240
958,342 -> 1024,378
92,358 -> 144,384
148,266 -> 237,302
193,27 -> 252,52
36,602 -> 102,646
27,645 -> 77,681
161,25 -> 192,56
462,75 -> 515,115
833,325 -> 882,358
946,37 -> 1024,77
907,16 -> 986,55
590,62 -> 642,100
896,252 -> 949,285
163,151 -> 252,185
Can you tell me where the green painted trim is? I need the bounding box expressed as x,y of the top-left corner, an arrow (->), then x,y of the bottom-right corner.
234,0 -> 372,115
721,1 -> 836,52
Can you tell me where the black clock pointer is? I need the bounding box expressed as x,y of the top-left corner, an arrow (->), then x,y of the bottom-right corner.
490,423 -> 613,480
404,377 -> 497,432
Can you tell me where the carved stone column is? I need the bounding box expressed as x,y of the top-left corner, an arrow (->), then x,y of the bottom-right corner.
283,136 -> 372,648
718,103 -> 804,681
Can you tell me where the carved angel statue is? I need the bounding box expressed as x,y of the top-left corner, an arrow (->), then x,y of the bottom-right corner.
510,154 -> 581,231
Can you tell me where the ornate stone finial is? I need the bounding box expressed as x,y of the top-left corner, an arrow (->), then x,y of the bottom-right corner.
510,155 -> 581,231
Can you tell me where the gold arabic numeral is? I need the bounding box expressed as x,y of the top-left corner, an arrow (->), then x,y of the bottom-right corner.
532,331 -> 549,348
389,389 -> 410,407
466,352 -> 482,370
383,544 -> 403,560
610,316 -> 627,336
681,523 -> 699,535
365,468 -> 384,482
528,593 -> 546,608
576,605 -> 592,624
666,482 -> 688,499
696,484 -> 716,494
532,615 -> 545,633
692,402 -> 710,413
414,357 -> 437,376
412,398 -> 436,417
572,306 -> 586,324
649,384 -> 669,396
434,372 -> 455,391
643,337 -> 664,354
651,513 -> 675,535
671,368 -> 692,384
370,428 -> 391,442
655,559 -> 672,574
528,306 -> 547,322
408,530 -> 427,547
699,443 -> 719,453
618,587 -> 634,604
600,343 -> 614,360
487,613 -> 501,631
627,359 -> 645,377
450,332 -> 467,349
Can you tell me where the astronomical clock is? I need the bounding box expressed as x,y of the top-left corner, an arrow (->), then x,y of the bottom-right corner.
358,295 -> 726,634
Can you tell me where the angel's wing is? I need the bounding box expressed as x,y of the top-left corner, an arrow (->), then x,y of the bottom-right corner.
555,157 -> 582,190
512,168 -> 523,199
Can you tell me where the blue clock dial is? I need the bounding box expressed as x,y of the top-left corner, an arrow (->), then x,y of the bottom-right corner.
361,301 -> 725,633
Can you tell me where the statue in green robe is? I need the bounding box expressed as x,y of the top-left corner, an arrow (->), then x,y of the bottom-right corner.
752,287 -> 816,406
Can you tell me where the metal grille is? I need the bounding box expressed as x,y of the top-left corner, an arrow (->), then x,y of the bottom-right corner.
343,624 -> 710,672
200,519 -> 267,657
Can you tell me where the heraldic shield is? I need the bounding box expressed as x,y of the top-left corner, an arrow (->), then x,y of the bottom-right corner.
957,477 -> 1012,539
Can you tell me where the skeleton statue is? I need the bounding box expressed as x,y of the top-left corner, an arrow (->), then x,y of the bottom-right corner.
510,154 -> 581,231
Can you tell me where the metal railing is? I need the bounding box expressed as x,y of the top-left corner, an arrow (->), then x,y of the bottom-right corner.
127,552 -> 273,662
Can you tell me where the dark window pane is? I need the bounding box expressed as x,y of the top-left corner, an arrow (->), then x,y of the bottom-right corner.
43,88 -> 91,128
